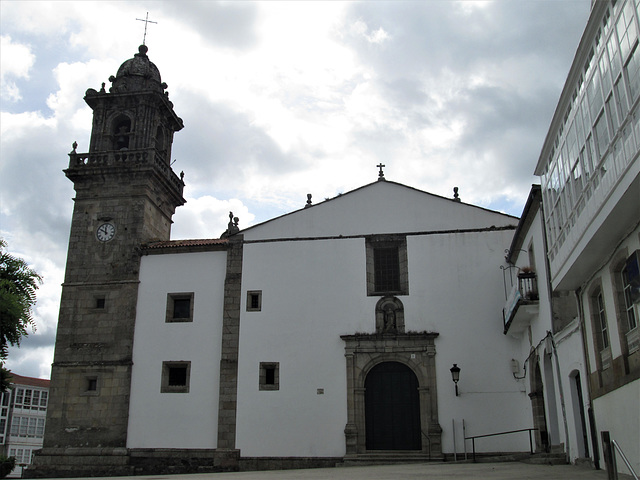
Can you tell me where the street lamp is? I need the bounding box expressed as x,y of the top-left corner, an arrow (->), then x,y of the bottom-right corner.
450,364 -> 461,396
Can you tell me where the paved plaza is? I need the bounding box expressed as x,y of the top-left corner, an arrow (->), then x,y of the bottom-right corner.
51,462 -> 633,480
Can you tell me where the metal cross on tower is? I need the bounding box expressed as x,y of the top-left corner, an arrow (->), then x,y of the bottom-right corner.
377,163 -> 386,181
136,12 -> 157,45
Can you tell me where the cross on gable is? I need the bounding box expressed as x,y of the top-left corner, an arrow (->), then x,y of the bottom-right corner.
377,163 -> 386,181
136,12 -> 158,45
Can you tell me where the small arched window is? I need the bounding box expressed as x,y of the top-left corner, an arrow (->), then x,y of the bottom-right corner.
155,125 -> 165,152
112,116 -> 131,150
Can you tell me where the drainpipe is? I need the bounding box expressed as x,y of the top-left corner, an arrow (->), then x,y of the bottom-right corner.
538,195 -> 570,462
549,331 -> 571,463
576,287 -> 600,469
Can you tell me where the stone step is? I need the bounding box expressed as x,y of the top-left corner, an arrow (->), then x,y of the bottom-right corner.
340,452 -> 438,467
453,452 -> 567,465
520,453 -> 567,465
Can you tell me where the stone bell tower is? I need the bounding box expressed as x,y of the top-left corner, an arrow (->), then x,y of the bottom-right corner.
29,45 -> 185,477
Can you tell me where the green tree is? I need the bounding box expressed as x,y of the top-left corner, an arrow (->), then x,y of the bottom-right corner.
0,239 -> 42,391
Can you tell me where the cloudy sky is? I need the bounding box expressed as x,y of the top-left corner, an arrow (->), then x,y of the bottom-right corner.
1,0 -> 591,379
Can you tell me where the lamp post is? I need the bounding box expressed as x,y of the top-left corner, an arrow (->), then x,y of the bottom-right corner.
450,364 -> 461,396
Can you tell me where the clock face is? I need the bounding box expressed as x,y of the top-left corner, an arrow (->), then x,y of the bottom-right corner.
96,223 -> 116,242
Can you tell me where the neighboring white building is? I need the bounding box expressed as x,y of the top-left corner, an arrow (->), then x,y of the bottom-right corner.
534,0 -> 640,476
503,185 -> 592,465
0,374 -> 50,478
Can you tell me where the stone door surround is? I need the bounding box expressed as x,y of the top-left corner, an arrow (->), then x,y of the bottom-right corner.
341,332 -> 442,459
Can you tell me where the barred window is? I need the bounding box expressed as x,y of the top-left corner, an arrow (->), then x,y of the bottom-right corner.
374,247 -> 400,292
366,236 -> 409,296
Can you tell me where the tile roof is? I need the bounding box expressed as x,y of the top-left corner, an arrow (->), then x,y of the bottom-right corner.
143,238 -> 228,250
8,373 -> 50,388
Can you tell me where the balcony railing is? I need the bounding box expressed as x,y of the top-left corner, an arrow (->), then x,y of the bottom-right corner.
503,272 -> 539,335
67,148 -> 184,195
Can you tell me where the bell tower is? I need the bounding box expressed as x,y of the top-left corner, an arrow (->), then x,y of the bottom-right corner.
31,46 -> 186,476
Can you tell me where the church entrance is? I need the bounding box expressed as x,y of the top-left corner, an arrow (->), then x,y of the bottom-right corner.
365,362 -> 421,450
341,332 -> 442,458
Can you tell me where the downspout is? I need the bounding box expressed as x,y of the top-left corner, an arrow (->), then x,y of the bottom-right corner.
576,287 -> 600,469
550,331 -> 571,462
539,194 -> 570,461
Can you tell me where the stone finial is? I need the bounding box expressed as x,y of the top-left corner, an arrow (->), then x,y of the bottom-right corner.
304,193 -> 312,208
453,187 -> 461,202
100,82 -> 106,93
377,163 -> 386,181
180,171 -> 185,182
221,211 -> 240,238
71,141 -> 78,154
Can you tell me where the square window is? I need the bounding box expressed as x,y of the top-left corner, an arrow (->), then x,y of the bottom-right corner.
166,293 -> 194,322
173,298 -> 190,318
95,297 -> 106,309
247,290 -> 262,312
366,236 -> 409,296
161,361 -> 191,393
259,362 -> 279,391
81,376 -> 99,396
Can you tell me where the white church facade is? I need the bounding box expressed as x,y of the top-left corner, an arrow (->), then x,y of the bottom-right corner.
26,0 -> 639,477
127,179 -> 529,464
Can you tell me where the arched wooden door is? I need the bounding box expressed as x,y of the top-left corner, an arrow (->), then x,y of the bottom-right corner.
365,362 -> 421,450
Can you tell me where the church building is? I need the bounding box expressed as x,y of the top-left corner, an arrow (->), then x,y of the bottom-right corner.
26,43 -> 540,477
26,1 -> 640,476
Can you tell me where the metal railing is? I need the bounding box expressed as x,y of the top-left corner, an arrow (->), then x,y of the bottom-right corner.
602,431 -> 639,480
465,428 -> 537,462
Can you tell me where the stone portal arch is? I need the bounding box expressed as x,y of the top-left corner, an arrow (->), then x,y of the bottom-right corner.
341,332 -> 441,458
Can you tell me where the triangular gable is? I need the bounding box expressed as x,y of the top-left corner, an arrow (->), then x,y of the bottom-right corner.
241,180 -> 518,241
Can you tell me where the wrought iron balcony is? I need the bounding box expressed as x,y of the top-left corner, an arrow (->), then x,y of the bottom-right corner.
503,272 -> 539,335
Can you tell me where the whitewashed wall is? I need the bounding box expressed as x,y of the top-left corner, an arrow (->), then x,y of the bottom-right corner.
235,182 -> 530,457
242,181 -> 518,241
554,324 -> 592,461
581,226 -> 640,474
508,202 -> 592,463
593,381 -> 640,475
408,231 -> 531,455
127,250 -> 227,448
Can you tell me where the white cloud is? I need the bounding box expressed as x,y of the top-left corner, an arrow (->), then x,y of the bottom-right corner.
350,20 -> 390,44
0,0 -> 593,379
172,195 -> 256,240
46,60 -> 110,132
0,35 -> 35,101
0,111 -> 55,148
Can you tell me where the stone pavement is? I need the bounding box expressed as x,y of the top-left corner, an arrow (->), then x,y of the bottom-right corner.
53,462 -> 631,480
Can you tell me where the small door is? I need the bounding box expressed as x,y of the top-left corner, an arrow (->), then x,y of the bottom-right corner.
365,362 -> 421,450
